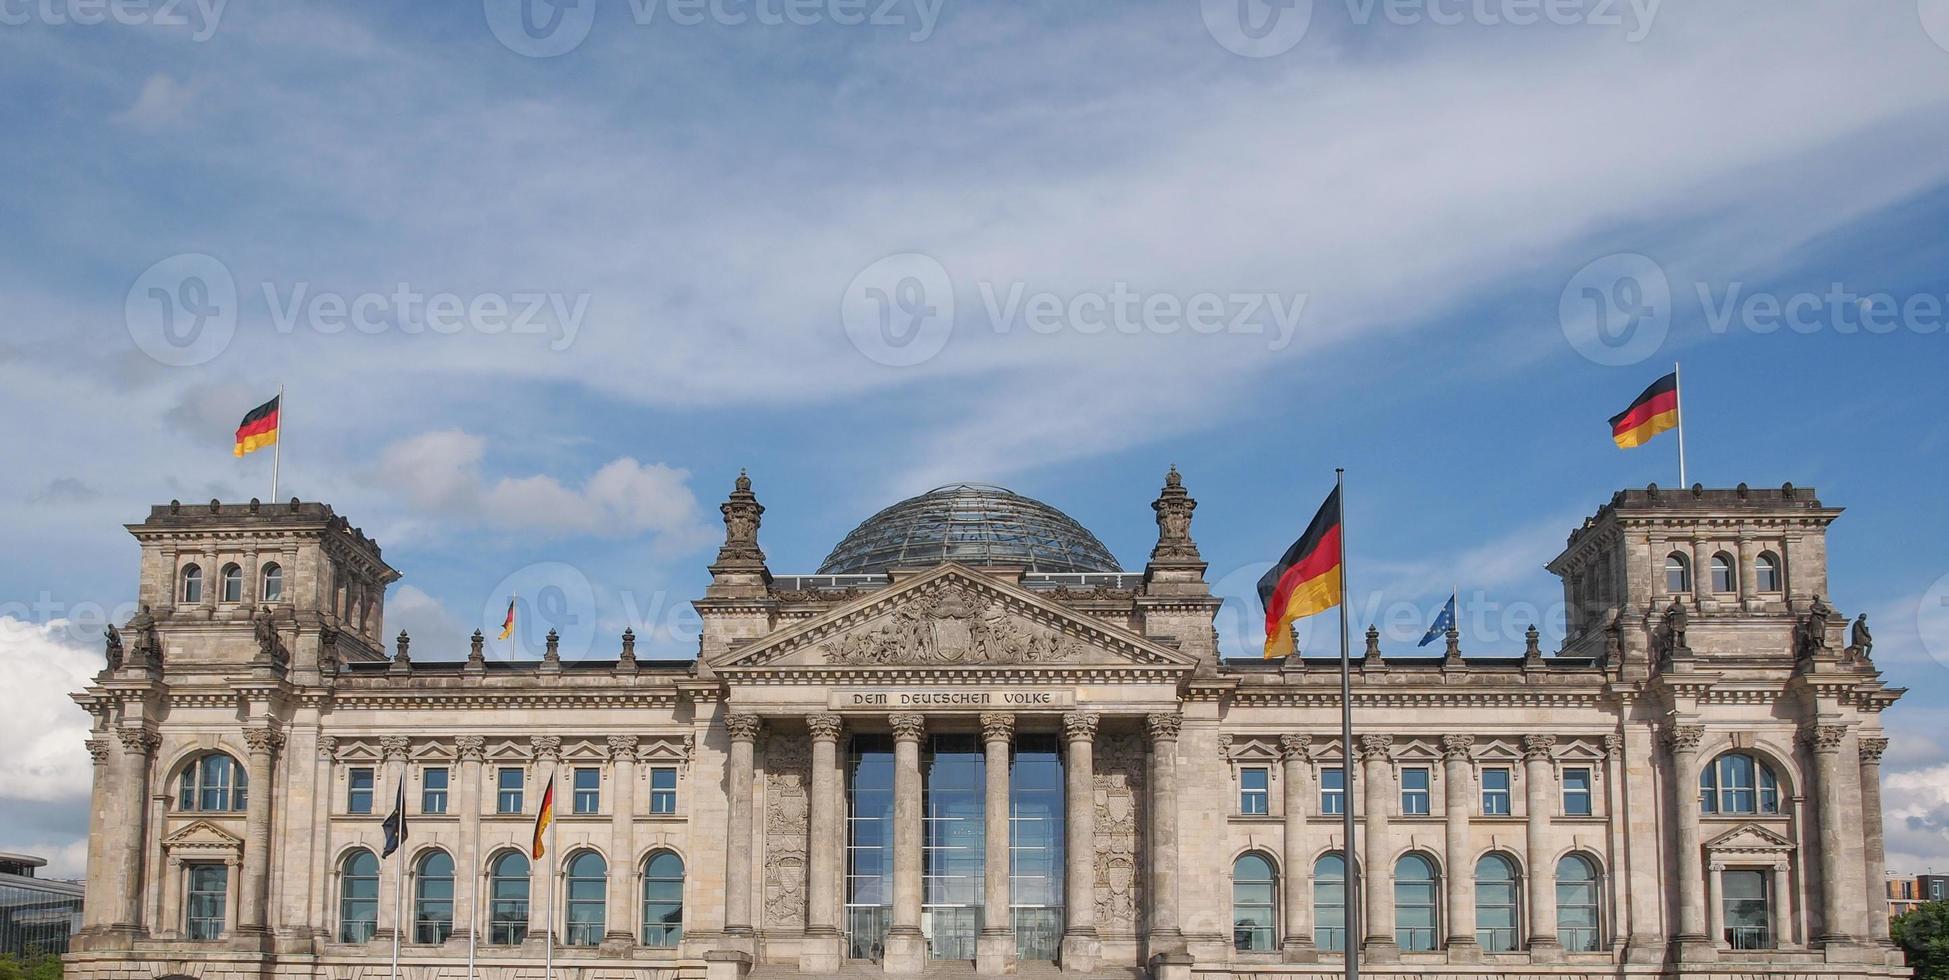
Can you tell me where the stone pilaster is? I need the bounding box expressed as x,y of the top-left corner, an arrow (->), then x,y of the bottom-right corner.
1060,711 -> 1101,973
307,736 -> 336,939
1358,734 -> 1396,961
80,737 -> 112,934
454,735 -> 484,944
884,713 -> 927,975
238,726 -> 284,939
1147,712 -> 1185,958
977,712 -> 1017,976
1521,734 -> 1560,960
1859,736 -> 1892,945
802,715 -> 845,974
1278,733 -> 1316,962
378,736 -> 410,941
1666,724 -> 1713,961
1804,723 -> 1860,948
1442,735 -> 1477,960
722,714 -> 762,951
109,726 -> 160,939
604,735 -> 638,946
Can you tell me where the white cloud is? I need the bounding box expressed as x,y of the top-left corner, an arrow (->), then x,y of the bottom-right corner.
0,617 -> 100,803
112,74 -> 199,131
1883,761 -> 1949,874
374,429 -> 713,546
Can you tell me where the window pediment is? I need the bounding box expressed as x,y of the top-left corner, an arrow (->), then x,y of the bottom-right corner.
163,820 -> 244,859
1705,822 -> 1796,865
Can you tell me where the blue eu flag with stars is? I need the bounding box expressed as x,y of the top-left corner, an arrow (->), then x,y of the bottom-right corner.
1419,593 -> 1457,648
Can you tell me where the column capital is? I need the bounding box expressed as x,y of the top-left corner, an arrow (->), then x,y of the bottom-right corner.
726,714 -> 764,744
979,712 -> 1015,743
1520,734 -> 1556,760
115,726 -> 160,755
1062,711 -> 1100,742
85,737 -> 112,766
243,727 -> 285,757
808,714 -> 845,743
1859,736 -> 1889,764
381,735 -> 411,761
605,735 -> 640,759
890,713 -> 927,743
1603,733 -> 1625,757
1146,712 -> 1182,743
1799,724 -> 1847,754
1439,734 -> 1474,761
530,735 -> 562,760
454,735 -> 484,761
1356,733 -> 1392,761
1663,723 -> 1704,754
317,735 -> 339,760
1279,733 -> 1312,760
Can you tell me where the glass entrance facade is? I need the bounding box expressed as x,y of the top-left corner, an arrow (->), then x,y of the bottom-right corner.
844,729 -> 1066,963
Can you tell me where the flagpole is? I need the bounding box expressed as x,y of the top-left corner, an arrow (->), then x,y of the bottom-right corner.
1673,362 -> 1687,487
545,769 -> 557,980
1335,468 -> 1360,980
270,383 -> 284,502
390,777 -> 403,980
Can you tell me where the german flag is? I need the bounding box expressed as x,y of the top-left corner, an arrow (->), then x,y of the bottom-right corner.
1609,372 -> 1680,449
1257,486 -> 1343,658
530,776 -> 554,859
233,395 -> 281,457
496,598 -> 517,641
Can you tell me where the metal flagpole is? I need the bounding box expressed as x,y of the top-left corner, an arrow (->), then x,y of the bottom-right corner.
1335,468 -> 1360,980
270,384 -> 285,502
390,773 -> 403,980
545,769 -> 557,980
1673,362 -> 1687,487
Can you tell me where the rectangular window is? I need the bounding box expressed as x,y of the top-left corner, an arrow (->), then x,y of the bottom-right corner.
1320,767 -> 1346,815
1562,767 -> 1593,816
1239,767 -> 1270,815
648,767 -> 678,814
573,767 -> 601,814
1481,767 -> 1512,815
185,863 -> 227,940
1722,869 -> 1772,949
497,768 -> 524,814
421,767 -> 448,815
1400,767 -> 1431,815
347,767 -> 375,814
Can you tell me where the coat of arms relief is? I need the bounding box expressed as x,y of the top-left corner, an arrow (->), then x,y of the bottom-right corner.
819,580 -> 1105,666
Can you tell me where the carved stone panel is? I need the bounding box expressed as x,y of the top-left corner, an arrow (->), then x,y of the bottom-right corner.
763,731 -> 811,930
1093,730 -> 1146,936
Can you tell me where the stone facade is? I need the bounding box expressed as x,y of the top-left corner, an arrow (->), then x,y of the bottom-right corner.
65,479 -> 1906,980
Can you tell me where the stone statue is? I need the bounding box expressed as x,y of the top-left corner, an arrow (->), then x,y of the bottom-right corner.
1663,598 -> 1689,652
253,608 -> 280,662
103,623 -> 123,670
128,604 -> 160,665
1851,613 -> 1873,660
1800,594 -> 1836,656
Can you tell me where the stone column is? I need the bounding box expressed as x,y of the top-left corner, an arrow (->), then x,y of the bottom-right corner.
977,713 -> 1017,976
1521,735 -> 1560,959
605,736 -> 639,946
884,713 -> 928,975
1706,862 -> 1725,947
723,714 -> 762,949
1736,534 -> 1759,612
238,726 -> 284,938
1689,537 -> 1708,606
110,727 -> 159,938
80,738 -> 112,934
1148,713 -> 1186,958
1358,734 -> 1396,960
1772,862 -> 1795,949
1279,734 -> 1315,962
1442,735 -> 1477,959
455,736 -> 484,944
378,736 -> 410,941
1060,712 -> 1101,973
1666,724 -> 1712,960
1805,724 -> 1859,947
1602,734 -> 1628,952
308,736 -> 337,938
1859,736 -> 1891,945
803,715 -> 845,974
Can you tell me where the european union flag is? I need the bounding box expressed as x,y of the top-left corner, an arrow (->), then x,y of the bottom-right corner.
381,782 -> 408,858
1419,593 -> 1457,648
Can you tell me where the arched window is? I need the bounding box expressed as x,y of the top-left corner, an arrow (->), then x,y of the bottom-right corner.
339,850 -> 379,943
219,563 -> 243,603
488,852 -> 530,945
1710,553 -> 1735,594
178,753 -> 247,812
181,564 -> 203,603
1314,854 -> 1347,952
260,562 -> 284,602
1700,753 -> 1780,815
1232,852 -> 1277,952
1755,552 -> 1782,593
414,851 -> 455,944
564,851 -> 607,946
1664,554 -> 1691,594
1556,855 -> 1602,952
1394,854 -> 1439,951
1474,854 -> 1520,952
642,852 -> 684,947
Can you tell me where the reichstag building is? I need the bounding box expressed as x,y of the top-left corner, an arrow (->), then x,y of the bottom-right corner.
66,472 -> 1906,980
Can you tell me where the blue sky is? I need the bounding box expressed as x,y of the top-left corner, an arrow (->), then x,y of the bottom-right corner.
3,0 -> 1949,878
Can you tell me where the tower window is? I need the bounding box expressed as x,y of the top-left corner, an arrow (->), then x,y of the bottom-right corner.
1710,553 -> 1735,594
220,563 -> 243,603
1664,554 -> 1691,594
1755,552 -> 1782,593
181,564 -> 203,603
260,562 -> 284,601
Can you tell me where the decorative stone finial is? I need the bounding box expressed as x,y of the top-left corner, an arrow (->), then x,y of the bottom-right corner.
391,630 -> 412,673
618,628 -> 638,672
714,469 -> 767,567
1149,465 -> 1202,563
466,630 -> 486,670
540,629 -> 562,673
1522,624 -> 1545,667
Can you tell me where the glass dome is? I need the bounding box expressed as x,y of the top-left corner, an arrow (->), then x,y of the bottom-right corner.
817,484 -> 1121,575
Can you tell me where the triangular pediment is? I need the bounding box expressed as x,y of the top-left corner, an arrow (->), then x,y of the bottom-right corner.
1705,822 -> 1796,854
716,564 -> 1197,673
163,820 -> 244,852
